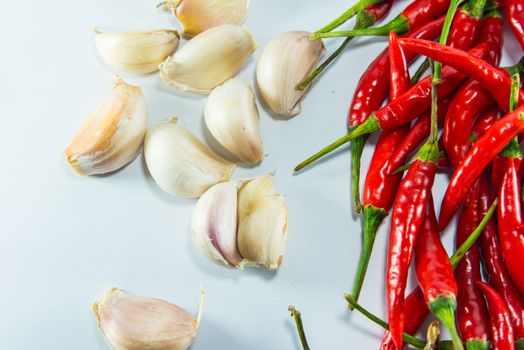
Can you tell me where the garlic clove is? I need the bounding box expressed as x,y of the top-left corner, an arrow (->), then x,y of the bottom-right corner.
256,31 -> 325,117
94,29 -> 180,74
144,119 -> 236,198
191,181 -> 243,267
159,24 -> 257,94
204,77 -> 263,164
237,175 -> 288,269
64,77 -> 147,175
93,288 -> 200,350
162,0 -> 249,37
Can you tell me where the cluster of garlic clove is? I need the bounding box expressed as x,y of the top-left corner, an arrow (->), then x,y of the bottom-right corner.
144,119 -> 236,198
256,31 -> 325,117
161,0 -> 249,37
192,175 -> 288,270
159,24 -> 257,94
93,288 -> 203,350
93,29 -> 180,74
64,77 -> 147,175
205,77 -> 264,164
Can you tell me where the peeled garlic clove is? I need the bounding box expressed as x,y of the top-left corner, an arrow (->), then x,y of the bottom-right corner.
256,31 -> 325,117
94,29 -> 180,74
237,175 -> 288,269
93,288 -> 200,350
144,119 -> 235,198
205,78 -> 263,163
192,181 -> 243,267
159,25 -> 257,94
163,0 -> 248,37
64,77 -> 147,175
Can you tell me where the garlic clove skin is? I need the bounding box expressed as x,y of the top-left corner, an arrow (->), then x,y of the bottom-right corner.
144,119 -> 236,198
204,77 -> 263,164
191,181 -> 243,267
163,0 -> 249,37
93,288 -> 198,350
159,25 -> 257,94
64,77 -> 147,175
237,175 -> 288,269
94,29 -> 180,74
256,31 -> 325,117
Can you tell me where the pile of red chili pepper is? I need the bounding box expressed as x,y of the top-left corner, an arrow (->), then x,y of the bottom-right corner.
294,0 -> 524,348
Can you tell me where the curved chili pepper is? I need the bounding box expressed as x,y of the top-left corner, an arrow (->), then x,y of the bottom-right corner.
478,8 -> 503,67
455,181 -> 491,349
476,282 -> 515,350
386,136 -> 438,348
351,31 -> 411,303
479,174 -> 524,348
312,0 -> 451,39
415,195 -> 462,350
471,104 -> 502,140
397,38 -> 524,110
438,104 -> 524,230
294,44 -> 489,172
498,158 -> 524,295
386,97 -> 451,175
348,17 -> 445,212
505,0 -> 524,50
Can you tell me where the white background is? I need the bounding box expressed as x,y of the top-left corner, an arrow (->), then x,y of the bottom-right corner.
1,1 -> 521,349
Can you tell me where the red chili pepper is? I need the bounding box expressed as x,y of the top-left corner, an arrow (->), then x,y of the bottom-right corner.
455,181 -> 491,349
313,0 -> 451,39
348,17 -> 445,212
294,44 -> 489,172
361,0 -> 394,23
505,0 -> 524,50
415,195 -> 462,349
438,104 -> 524,230
476,282 -> 515,350
380,288 -> 428,350
386,97 -> 451,175
386,134 -> 438,347
479,174 -> 524,347
478,8 -> 503,67
397,38 -> 524,110
497,158 -> 524,295
471,104 -> 502,140
351,31 -> 411,303
447,0 -> 485,50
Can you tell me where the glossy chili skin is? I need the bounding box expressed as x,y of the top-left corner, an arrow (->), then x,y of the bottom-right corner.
380,288 -> 428,350
397,38 -> 524,110
400,0 -> 450,28
471,104 -> 502,140
479,174 -> 524,345
455,181 -> 491,346
498,158 -> 524,295
505,0 -> 524,50
387,159 -> 436,348
362,0 -> 394,22
372,44 -> 489,131
348,17 -> 445,128
476,282 -> 515,350
387,98 -> 451,175
415,196 -> 457,304
439,104 -> 524,230
478,9 -> 503,66
447,6 -> 482,50
352,32 -> 411,303
444,80 -> 495,167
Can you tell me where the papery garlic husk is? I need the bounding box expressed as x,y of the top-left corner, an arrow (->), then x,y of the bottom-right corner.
192,175 -> 287,269
64,77 -> 147,175
144,119 -> 236,198
204,77 -> 263,163
162,0 -> 248,37
191,181 -> 243,267
94,29 -> 180,74
93,288 -> 202,350
159,24 -> 257,94
256,31 -> 325,117
237,175 -> 288,269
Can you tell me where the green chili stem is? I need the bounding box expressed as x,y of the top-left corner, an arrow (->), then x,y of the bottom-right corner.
433,0 -> 467,82
510,73 -> 520,112
288,306 -> 311,350
393,151 -> 446,174
410,58 -> 430,85
429,60 -> 439,144
450,198 -> 498,267
314,0 -> 384,34
312,17 -> 408,40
